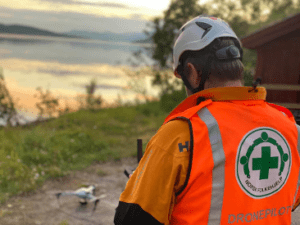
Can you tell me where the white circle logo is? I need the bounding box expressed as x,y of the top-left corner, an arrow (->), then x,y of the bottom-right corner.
236,127 -> 291,199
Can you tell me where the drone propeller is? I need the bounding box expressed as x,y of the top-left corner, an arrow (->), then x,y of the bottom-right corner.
55,187 -> 106,215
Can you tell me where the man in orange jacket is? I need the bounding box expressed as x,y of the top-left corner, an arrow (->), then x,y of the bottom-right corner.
114,15 -> 300,225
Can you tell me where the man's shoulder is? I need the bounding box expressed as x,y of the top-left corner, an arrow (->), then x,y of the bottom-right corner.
160,119 -> 190,132
266,102 -> 296,123
152,119 -> 191,156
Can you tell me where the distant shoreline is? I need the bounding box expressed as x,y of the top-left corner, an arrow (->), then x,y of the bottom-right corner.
0,33 -> 153,47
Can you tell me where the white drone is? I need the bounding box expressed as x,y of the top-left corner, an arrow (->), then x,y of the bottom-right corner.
55,185 -> 106,211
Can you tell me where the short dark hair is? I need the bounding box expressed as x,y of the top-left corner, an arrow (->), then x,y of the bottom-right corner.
178,37 -> 244,82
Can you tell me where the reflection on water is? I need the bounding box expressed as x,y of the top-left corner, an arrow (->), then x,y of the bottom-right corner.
0,34 -> 159,123
0,34 -> 152,65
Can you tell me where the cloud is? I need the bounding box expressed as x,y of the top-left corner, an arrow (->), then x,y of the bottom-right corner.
95,2 -> 130,8
130,14 -> 143,20
77,83 -> 123,90
0,13 -> 13,18
37,69 -> 82,76
38,0 -> 132,9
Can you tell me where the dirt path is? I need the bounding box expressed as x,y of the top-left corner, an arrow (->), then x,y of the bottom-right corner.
0,157 -> 138,225
0,157 -> 300,225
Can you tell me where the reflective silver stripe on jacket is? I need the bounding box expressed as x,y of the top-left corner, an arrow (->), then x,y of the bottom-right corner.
293,124 -> 300,207
198,108 -> 225,224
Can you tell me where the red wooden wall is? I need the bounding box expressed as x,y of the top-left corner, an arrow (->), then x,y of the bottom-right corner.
254,29 -> 300,105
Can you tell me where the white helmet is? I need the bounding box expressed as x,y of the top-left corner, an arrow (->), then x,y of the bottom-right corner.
173,15 -> 242,72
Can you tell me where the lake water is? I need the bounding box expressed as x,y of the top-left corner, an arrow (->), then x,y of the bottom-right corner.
0,34 -> 161,124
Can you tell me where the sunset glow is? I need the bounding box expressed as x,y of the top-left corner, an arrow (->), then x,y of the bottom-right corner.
0,0 -> 171,120
0,0 -> 170,20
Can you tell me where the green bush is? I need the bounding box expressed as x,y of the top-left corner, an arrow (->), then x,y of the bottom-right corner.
47,131 -> 108,167
13,128 -> 109,180
136,101 -> 161,117
0,100 -> 169,204
160,87 -> 186,113
243,67 -> 255,87
110,106 -> 138,123
0,150 -> 36,203
19,131 -> 51,166
34,86 -> 60,119
59,220 -> 69,225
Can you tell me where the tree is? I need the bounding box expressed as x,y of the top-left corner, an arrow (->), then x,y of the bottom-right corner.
76,78 -> 103,111
146,0 -> 208,69
0,67 -> 22,126
126,0 -> 300,110
34,87 -> 60,120
146,0 -> 300,69
85,78 -> 102,111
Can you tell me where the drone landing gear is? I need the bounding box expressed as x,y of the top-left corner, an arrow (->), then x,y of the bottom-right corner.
79,200 -> 88,205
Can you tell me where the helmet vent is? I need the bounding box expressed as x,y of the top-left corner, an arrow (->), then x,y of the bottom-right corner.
195,22 -> 212,39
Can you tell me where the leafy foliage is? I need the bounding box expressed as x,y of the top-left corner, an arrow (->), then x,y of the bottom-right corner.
0,149 -> 37,203
34,78 -> 103,121
0,67 -> 22,126
0,0 -> 299,206
34,87 -> 60,119
76,78 -> 103,111
151,69 -> 183,95
145,0 -> 300,70
123,67 -> 153,102
124,66 -> 186,113
126,0 -> 300,110
0,101 -> 168,203
160,86 -> 186,112
84,78 -> 103,111
147,0 -> 207,68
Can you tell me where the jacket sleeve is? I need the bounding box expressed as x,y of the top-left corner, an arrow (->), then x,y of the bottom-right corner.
293,196 -> 300,211
114,120 -> 190,224
293,124 -> 300,211
114,201 -> 163,225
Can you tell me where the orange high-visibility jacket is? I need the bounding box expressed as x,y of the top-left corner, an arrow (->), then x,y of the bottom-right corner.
116,87 -> 300,225
164,87 -> 300,225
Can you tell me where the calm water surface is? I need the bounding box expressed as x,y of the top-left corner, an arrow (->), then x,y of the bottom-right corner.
0,34 -> 158,123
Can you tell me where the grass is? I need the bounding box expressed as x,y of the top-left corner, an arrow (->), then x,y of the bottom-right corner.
0,100 -> 168,204
97,169 -> 109,177
59,220 -> 69,225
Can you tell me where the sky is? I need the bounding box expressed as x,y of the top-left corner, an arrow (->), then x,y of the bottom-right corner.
0,0 -> 213,122
0,0 -> 177,122
0,0 -> 173,34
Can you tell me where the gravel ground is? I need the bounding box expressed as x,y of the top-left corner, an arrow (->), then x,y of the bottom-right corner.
0,157 -> 137,225
0,157 -> 299,225
293,207 -> 300,225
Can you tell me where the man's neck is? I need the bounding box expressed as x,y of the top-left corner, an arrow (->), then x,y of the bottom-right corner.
205,79 -> 243,89
186,80 -> 243,96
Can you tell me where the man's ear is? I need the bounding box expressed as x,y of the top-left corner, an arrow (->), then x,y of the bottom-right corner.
187,63 -> 201,84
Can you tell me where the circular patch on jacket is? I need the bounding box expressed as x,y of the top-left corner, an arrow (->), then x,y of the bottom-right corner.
236,127 -> 291,199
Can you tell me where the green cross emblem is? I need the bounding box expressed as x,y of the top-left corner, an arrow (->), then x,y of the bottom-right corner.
252,146 -> 278,180
236,128 -> 292,199
239,131 -> 288,179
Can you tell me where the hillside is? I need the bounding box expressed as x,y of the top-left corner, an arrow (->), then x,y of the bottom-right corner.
0,23 -> 151,42
0,100 -> 166,203
0,100 -> 168,224
0,23 -> 79,38
65,30 -> 150,43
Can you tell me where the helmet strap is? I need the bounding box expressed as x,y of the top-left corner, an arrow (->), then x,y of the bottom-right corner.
180,72 -> 196,94
183,56 -> 214,94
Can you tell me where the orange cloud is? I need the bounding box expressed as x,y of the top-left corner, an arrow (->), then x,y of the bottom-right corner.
0,0 -> 158,20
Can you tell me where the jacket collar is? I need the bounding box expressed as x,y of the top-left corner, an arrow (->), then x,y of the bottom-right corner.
165,86 -> 266,121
